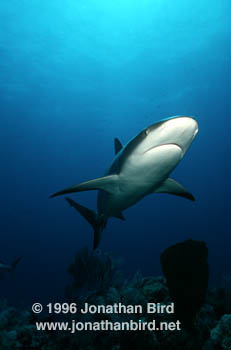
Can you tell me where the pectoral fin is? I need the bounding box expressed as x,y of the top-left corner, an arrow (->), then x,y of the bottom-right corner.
49,174 -> 118,198
155,178 -> 195,201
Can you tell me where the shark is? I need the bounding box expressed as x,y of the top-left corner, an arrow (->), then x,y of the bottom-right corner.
0,256 -> 22,278
50,115 -> 199,249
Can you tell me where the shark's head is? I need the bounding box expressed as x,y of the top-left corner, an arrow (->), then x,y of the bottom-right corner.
137,116 -> 198,156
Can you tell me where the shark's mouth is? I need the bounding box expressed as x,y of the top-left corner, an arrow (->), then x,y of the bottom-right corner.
144,143 -> 184,155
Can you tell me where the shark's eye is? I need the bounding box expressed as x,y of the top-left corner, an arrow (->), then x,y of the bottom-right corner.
144,128 -> 149,136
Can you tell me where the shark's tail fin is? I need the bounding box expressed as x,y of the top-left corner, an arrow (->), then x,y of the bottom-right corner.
11,256 -> 23,270
65,197 -> 103,250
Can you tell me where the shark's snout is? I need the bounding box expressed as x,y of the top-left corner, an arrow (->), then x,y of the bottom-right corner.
136,115 -> 198,157
179,116 -> 199,153
160,116 -> 199,155
181,115 -> 198,134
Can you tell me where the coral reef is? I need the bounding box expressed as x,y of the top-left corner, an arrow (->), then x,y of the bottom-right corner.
210,314 -> 231,350
0,305 -> 54,350
0,249 -> 230,350
66,247 -> 123,301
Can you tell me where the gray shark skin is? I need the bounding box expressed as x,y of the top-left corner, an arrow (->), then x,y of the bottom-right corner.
50,116 -> 199,249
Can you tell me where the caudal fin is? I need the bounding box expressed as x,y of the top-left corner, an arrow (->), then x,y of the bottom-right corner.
11,256 -> 23,270
65,197 -> 103,250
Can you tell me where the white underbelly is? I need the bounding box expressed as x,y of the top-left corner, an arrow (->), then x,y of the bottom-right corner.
101,144 -> 183,217
102,176 -> 160,217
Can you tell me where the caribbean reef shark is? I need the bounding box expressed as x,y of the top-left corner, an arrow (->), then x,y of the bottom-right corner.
0,256 -> 22,278
50,116 -> 198,249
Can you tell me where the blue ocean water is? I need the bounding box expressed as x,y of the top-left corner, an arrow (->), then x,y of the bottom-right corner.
0,0 -> 230,307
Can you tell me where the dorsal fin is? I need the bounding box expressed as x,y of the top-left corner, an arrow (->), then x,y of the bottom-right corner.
114,138 -> 123,155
